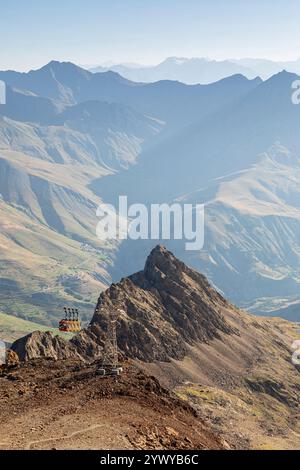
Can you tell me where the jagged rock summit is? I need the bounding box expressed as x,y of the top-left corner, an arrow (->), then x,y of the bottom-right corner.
12,245 -> 235,362
90,245 -> 234,361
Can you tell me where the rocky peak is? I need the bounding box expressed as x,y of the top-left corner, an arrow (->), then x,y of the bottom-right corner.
12,247 -> 235,364
143,245 -> 185,284
90,246 -> 234,362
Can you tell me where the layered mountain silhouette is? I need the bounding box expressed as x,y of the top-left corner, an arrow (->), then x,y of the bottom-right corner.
0,61 -> 261,129
0,61 -> 299,333
90,70 -> 300,317
91,56 -> 300,84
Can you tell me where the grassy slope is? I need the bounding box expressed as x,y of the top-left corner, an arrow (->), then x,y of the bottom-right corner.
0,148 -> 116,330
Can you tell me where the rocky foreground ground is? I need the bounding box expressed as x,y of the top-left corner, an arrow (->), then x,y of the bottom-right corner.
0,359 -> 225,450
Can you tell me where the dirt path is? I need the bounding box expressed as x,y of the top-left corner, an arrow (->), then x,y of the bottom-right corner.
0,360 -> 223,450
26,424 -> 106,450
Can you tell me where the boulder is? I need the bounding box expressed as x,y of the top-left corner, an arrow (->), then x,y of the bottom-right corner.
11,331 -> 84,362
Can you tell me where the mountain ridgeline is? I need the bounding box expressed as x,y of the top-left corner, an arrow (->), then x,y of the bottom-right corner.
0,61 -> 299,333
90,56 -> 300,84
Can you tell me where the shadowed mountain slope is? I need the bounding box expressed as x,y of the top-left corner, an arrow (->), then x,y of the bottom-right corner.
0,61 -> 261,128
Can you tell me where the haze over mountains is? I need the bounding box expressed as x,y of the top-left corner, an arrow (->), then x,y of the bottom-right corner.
90,56 -> 300,84
0,60 -> 299,337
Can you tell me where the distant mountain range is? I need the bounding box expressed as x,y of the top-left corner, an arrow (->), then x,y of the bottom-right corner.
90,56 -> 300,84
0,60 -> 299,333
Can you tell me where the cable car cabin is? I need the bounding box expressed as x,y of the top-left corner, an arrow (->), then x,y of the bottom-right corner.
59,308 -> 81,333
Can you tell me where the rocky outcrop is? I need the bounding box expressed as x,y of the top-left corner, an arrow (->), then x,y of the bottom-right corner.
11,331 -> 84,362
89,245 -> 234,362
12,246 -> 235,363
70,324 -> 103,360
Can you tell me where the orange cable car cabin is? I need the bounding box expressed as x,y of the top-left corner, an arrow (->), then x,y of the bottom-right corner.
59,307 -> 81,333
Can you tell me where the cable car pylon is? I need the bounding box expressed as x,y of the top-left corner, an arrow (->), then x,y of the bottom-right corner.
97,308 -> 125,377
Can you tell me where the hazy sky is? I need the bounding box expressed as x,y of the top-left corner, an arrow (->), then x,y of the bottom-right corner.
1,0 -> 300,71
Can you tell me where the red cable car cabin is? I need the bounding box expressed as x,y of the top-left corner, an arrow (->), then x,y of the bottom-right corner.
59,308 -> 81,333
